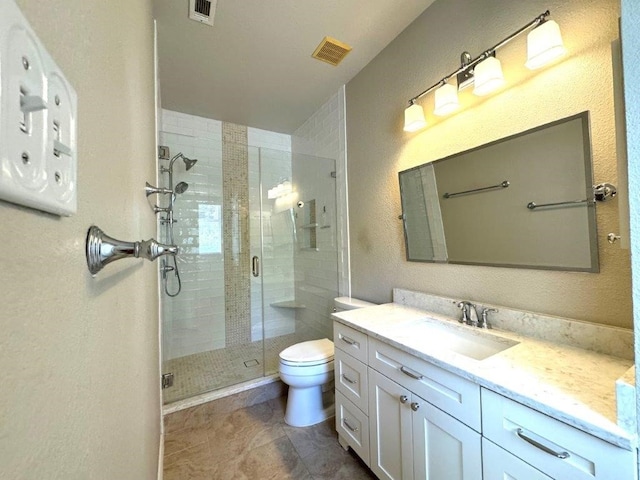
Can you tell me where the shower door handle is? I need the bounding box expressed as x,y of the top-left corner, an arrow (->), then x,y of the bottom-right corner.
252,256 -> 260,277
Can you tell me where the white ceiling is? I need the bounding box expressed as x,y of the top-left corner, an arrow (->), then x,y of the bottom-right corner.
154,0 -> 435,133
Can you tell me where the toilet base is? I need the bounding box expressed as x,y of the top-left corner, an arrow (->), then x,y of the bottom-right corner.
284,384 -> 335,427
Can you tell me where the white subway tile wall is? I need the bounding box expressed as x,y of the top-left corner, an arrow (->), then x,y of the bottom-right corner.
160,109 -> 225,360
292,87 -> 350,336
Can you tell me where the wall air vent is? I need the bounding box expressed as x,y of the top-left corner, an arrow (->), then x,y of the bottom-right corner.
189,0 -> 216,27
312,36 -> 352,66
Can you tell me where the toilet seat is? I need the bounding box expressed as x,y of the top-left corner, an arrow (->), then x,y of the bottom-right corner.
279,338 -> 334,367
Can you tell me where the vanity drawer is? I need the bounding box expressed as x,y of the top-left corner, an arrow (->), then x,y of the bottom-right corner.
335,348 -> 368,413
334,322 -> 368,363
369,337 -> 480,431
481,389 -> 636,480
482,438 -> 552,480
335,391 -> 370,465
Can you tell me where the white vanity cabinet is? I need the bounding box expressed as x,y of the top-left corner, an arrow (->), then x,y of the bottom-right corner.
334,322 -> 371,464
368,341 -> 482,480
369,369 -> 482,480
481,389 -> 637,480
333,318 -> 636,480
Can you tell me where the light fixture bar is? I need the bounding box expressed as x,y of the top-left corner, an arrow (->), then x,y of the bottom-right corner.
406,10 -> 551,107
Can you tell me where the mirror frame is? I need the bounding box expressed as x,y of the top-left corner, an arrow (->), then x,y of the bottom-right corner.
399,111 -> 599,272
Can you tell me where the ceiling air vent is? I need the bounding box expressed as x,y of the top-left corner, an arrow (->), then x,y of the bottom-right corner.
189,0 -> 216,27
312,36 -> 352,66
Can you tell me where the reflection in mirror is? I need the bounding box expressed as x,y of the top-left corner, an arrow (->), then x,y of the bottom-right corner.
399,112 -> 600,272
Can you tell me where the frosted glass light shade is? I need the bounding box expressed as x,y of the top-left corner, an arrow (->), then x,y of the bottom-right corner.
433,83 -> 460,116
404,103 -> 427,132
525,20 -> 566,70
473,56 -> 505,96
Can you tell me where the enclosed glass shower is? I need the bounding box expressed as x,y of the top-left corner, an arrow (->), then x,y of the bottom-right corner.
157,128 -> 339,405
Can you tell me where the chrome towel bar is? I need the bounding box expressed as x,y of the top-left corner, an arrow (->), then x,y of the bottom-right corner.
443,180 -> 510,199
527,199 -> 592,210
86,225 -> 178,275
527,183 -> 617,210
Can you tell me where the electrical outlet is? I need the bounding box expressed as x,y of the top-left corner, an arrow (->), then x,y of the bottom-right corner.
0,0 -> 78,216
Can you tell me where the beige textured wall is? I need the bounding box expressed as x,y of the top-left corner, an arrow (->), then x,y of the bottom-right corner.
346,0 -> 632,327
1,1 -> 160,478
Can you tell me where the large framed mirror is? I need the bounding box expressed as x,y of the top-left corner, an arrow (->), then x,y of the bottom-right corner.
399,112 -> 601,272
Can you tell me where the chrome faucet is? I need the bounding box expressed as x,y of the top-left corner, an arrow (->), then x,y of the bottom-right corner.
456,301 -> 480,326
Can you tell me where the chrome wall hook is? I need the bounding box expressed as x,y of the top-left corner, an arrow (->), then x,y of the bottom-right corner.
86,225 -> 178,275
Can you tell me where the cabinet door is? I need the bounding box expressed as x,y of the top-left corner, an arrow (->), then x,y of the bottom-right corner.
482,438 -> 552,480
413,395 -> 482,480
369,369 -> 413,480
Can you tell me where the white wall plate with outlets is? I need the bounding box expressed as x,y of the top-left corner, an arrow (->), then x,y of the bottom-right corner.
0,0 -> 78,216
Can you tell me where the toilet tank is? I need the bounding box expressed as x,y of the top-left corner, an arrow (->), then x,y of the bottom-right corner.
334,296 -> 376,312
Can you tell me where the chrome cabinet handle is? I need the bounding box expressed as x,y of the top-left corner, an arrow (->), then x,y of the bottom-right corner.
341,335 -> 357,346
342,374 -> 357,385
399,395 -> 408,404
411,402 -> 420,411
343,419 -> 359,433
516,428 -> 570,459
400,366 -> 424,380
252,256 -> 260,277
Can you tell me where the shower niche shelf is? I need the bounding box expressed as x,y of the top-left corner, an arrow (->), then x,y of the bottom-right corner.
297,199 -> 317,251
271,300 -> 306,309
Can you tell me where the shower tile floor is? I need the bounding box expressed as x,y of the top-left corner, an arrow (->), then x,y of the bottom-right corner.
163,330 -> 321,404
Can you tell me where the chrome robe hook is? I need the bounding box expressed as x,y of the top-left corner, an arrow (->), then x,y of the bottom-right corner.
86,225 -> 178,275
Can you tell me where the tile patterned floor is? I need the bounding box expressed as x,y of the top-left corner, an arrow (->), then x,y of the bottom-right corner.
163,330 -> 321,404
164,396 -> 377,480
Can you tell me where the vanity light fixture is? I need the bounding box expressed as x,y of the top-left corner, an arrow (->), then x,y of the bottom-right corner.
404,101 -> 427,132
433,82 -> 460,116
472,56 -> 505,96
403,10 -> 565,132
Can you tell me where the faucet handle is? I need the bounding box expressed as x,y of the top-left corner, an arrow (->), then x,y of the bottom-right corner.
480,308 -> 498,329
468,303 -> 479,326
456,301 -> 469,323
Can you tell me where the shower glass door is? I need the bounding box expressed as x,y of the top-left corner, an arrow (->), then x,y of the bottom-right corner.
253,147 -> 339,377
159,128 -> 338,405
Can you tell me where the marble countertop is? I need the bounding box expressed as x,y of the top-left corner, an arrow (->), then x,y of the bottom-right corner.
332,302 -> 636,450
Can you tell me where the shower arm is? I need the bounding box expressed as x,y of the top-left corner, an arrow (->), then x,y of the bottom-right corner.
86,225 -> 178,275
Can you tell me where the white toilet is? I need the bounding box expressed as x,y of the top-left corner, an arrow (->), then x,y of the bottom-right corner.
278,296 -> 376,427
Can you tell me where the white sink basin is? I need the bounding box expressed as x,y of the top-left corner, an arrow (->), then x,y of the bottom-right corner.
399,319 -> 520,361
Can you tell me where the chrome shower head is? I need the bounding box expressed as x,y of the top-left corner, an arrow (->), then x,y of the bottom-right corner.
182,156 -> 198,171
174,182 -> 189,194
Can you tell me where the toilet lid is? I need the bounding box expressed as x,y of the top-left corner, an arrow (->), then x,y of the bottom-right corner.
279,338 -> 334,364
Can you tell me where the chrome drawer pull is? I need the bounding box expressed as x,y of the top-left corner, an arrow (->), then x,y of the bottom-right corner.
343,419 -> 359,433
342,374 -> 358,385
341,335 -> 357,346
400,366 -> 424,380
516,428 -> 570,459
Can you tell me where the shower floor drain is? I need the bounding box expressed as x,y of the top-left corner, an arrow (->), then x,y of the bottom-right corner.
244,359 -> 259,368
